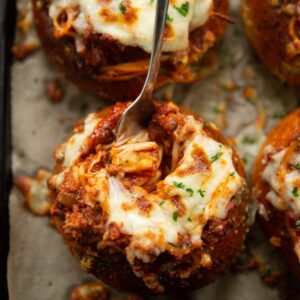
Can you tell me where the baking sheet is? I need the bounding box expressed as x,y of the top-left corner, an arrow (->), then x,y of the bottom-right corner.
7,0 -> 300,299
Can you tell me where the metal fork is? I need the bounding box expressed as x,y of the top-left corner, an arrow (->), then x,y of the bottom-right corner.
115,0 -> 170,143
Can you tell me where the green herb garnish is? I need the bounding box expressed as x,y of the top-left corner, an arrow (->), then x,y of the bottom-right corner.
174,2 -> 189,16
271,112 -> 285,119
159,201 -> 165,206
186,188 -> 193,197
210,152 -> 223,163
166,14 -> 173,24
230,172 -> 235,177
173,211 -> 179,222
292,187 -> 299,197
187,217 -> 192,222
293,163 -> 300,170
243,157 -> 248,165
296,220 -> 300,228
213,107 -> 221,114
119,1 -> 126,13
197,189 -> 206,197
173,181 -> 185,189
242,136 -> 256,145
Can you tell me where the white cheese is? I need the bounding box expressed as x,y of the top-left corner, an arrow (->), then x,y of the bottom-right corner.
263,147 -> 300,215
63,113 -> 100,167
49,0 -> 213,53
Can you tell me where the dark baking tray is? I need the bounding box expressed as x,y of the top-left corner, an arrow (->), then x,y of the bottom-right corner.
0,0 -> 16,299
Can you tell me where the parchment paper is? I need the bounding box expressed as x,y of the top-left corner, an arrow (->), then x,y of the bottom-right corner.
8,0 -> 300,299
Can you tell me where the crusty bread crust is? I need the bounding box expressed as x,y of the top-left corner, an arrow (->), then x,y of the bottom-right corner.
253,109 -> 300,280
32,0 -> 229,101
242,0 -> 300,85
49,102 -> 251,294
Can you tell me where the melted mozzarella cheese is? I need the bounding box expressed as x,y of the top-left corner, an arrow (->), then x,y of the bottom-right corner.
105,115 -> 244,261
51,113 -> 101,188
63,113 -> 100,166
49,0 -> 213,53
263,147 -> 300,215
165,117 -> 242,221
50,108 -> 246,281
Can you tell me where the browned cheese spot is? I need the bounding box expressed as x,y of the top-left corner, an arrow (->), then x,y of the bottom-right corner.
177,144 -> 211,176
164,24 -> 175,40
136,196 -> 153,216
121,202 -> 134,211
99,0 -> 138,25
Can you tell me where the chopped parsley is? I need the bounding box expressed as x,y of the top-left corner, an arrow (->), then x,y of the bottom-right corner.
242,136 -> 256,145
213,106 -> 221,114
210,152 -> 223,163
271,112 -> 285,119
186,188 -> 193,197
293,163 -> 300,170
173,181 -> 185,189
220,47 -> 237,67
125,160 -> 129,163
296,220 -> 300,228
243,157 -> 248,165
119,1 -> 126,13
173,211 -> 179,222
173,2 -> 189,17
197,189 -> 206,197
187,217 -> 192,222
159,201 -> 165,206
292,187 -> 299,197
166,14 -> 173,24
230,172 -> 235,177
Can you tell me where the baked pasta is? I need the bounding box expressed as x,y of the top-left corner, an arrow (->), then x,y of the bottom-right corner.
253,109 -> 300,279
48,101 -> 251,293
242,0 -> 300,85
32,0 -> 229,101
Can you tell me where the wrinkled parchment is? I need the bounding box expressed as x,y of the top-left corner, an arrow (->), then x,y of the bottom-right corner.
8,0 -> 300,299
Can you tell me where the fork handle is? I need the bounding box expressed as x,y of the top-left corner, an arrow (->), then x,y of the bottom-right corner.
139,0 -> 170,99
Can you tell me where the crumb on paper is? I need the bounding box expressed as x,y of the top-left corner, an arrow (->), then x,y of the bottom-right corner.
242,66 -> 254,79
47,80 -> 64,104
12,43 -> 40,60
213,102 -> 228,129
221,78 -> 236,92
234,109 -> 266,175
70,282 -> 110,300
232,229 -> 285,287
243,86 -> 257,101
69,281 -> 145,300
15,169 -> 51,216
12,1 -> 40,60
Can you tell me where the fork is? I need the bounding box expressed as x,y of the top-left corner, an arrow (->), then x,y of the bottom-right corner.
115,0 -> 170,143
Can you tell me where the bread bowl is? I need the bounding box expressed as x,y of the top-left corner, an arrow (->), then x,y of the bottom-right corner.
48,101 -> 251,294
253,108 -> 300,279
32,0 -> 229,101
242,0 -> 300,85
